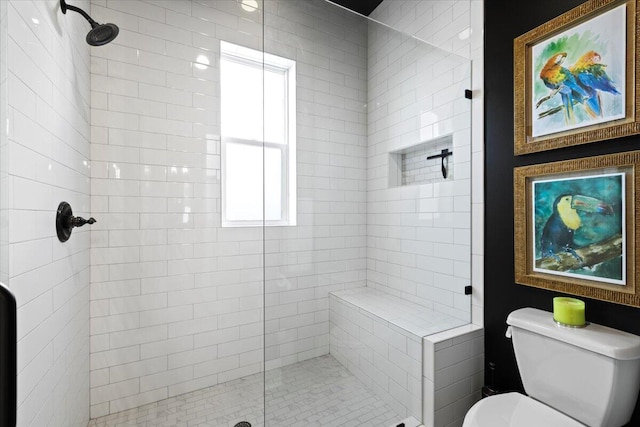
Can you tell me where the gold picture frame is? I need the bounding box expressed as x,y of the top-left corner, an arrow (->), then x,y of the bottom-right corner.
514,0 -> 640,155
514,151 -> 640,307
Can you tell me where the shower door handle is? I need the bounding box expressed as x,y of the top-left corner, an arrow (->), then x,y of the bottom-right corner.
0,283 -> 16,427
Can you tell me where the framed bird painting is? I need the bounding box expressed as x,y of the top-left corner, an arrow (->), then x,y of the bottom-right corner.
514,0 -> 640,155
514,151 -> 640,307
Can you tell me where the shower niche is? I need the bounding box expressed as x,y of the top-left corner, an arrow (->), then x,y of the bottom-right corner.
388,135 -> 454,187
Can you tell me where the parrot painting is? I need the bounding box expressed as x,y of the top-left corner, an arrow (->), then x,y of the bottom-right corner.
570,50 -> 621,118
538,52 -> 588,124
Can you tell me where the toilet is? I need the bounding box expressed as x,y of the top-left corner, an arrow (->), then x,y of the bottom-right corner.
463,307 -> 640,427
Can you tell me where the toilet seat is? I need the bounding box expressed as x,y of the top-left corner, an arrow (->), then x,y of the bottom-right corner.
462,392 -> 586,427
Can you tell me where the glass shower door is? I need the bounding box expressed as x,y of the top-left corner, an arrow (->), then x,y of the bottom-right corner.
262,0 -> 473,425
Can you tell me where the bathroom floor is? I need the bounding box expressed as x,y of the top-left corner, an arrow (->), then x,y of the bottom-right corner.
88,355 -> 403,427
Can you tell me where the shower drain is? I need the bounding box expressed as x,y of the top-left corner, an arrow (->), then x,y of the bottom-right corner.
234,422 -> 252,427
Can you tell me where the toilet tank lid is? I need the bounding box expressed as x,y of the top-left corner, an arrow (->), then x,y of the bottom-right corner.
507,308 -> 640,360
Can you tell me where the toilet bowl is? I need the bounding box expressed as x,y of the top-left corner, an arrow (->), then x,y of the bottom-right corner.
462,392 -> 584,427
462,308 -> 640,427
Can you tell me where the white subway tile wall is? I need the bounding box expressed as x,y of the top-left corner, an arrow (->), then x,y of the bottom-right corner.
262,0 -> 368,372
0,0 -> 8,287
89,0 -> 367,417
367,3 -> 472,321
423,326 -> 484,427
2,1 -> 92,426
469,0 -> 485,327
370,0 -> 484,327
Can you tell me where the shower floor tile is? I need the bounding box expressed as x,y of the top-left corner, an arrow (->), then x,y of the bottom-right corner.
88,354 -> 404,427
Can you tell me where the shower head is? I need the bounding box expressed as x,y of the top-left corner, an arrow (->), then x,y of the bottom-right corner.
60,0 -> 119,46
86,23 -> 119,46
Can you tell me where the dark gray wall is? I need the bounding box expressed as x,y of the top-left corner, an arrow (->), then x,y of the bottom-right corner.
484,0 -> 640,425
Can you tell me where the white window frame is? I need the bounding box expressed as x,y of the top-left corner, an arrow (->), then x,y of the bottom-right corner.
220,41 -> 296,228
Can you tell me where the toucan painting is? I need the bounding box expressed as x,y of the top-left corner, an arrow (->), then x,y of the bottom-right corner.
539,194 -> 614,262
534,173 -> 624,284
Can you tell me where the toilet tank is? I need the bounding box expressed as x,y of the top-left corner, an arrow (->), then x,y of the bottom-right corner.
507,308 -> 640,427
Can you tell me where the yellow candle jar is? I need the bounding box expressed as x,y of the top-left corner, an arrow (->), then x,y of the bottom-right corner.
553,297 -> 586,327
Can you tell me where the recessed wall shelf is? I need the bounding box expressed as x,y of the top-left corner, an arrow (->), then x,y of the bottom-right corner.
388,135 -> 454,187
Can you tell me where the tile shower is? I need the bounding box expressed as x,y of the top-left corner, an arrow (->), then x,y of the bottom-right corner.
0,0 -> 484,426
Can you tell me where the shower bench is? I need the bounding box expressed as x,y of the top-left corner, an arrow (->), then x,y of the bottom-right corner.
329,287 -> 483,427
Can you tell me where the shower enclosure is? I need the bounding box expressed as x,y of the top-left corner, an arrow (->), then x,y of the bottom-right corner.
0,0 -> 475,426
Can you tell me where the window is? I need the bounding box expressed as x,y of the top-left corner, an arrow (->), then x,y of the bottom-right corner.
220,41 -> 296,227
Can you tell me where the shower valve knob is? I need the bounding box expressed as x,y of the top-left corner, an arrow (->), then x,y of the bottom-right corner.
56,202 -> 96,242
71,216 -> 96,227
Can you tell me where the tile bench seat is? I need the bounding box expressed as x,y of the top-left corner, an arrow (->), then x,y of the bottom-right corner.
329,287 -> 468,421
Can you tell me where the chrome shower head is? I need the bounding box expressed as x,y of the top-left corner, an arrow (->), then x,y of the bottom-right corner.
60,0 -> 119,46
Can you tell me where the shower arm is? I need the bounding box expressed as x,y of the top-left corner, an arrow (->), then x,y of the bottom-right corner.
60,0 -> 99,28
